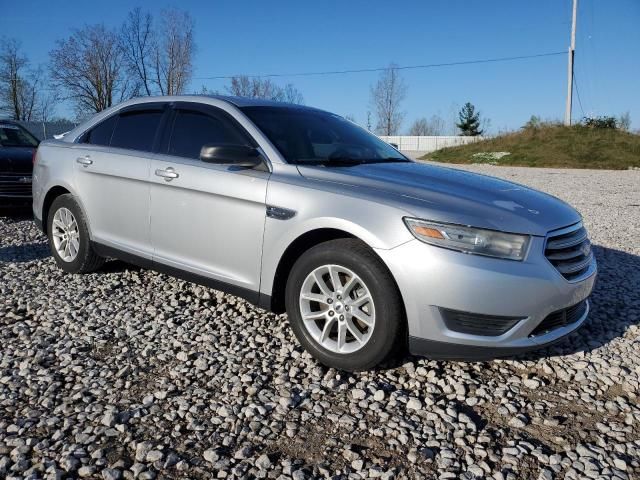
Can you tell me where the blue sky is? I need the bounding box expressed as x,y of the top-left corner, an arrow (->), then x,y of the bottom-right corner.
2,0 -> 639,131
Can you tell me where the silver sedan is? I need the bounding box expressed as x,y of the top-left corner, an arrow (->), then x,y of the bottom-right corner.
32,95 -> 596,370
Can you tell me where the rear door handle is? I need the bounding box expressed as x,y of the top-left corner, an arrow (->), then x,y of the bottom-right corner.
76,156 -> 93,167
155,167 -> 179,181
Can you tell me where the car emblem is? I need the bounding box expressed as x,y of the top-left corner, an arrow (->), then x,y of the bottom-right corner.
18,177 -> 32,183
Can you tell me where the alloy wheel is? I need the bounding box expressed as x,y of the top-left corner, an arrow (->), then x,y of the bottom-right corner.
51,207 -> 80,262
299,264 -> 376,354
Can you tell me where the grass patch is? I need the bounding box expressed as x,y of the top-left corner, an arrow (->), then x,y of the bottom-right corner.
422,125 -> 640,169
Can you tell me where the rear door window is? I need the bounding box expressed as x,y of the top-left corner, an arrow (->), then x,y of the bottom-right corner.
167,108 -> 251,160
110,110 -> 163,152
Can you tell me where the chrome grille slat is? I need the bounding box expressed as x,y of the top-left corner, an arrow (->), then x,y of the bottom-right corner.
555,252 -> 594,274
544,222 -> 594,281
546,245 -> 590,261
545,228 -> 588,249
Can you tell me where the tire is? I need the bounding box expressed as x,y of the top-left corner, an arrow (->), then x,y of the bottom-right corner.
285,238 -> 405,371
47,194 -> 104,273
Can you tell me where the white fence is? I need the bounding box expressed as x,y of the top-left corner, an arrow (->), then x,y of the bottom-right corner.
378,135 -> 484,154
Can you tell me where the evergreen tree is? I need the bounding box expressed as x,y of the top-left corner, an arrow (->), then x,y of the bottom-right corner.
456,102 -> 483,136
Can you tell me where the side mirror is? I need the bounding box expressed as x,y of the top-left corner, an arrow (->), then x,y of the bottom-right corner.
200,144 -> 263,167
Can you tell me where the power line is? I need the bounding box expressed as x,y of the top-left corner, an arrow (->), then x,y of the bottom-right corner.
195,51 -> 566,80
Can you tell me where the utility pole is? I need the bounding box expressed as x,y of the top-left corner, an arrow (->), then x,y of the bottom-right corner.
564,0 -> 578,126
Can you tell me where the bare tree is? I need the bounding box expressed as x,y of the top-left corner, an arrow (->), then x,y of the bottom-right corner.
280,83 -> 304,104
197,85 -> 219,95
618,112 -> 631,131
226,76 -> 304,104
153,9 -> 194,95
447,102 -> 460,135
408,115 -> 446,135
0,38 -> 25,119
370,64 -> 407,136
427,114 -> 446,136
480,116 -> 492,136
19,68 -> 41,121
50,24 -> 132,114
0,38 -> 42,120
226,76 -> 252,97
408,118 -> 430,136
227,76 -> 279,99
37,86 -> 59,122
121,7 -> 155,96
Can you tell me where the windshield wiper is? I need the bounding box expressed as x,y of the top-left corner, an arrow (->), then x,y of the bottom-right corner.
310,155 -> 366,167
297,156 -> 411,167
364,157 -> 411,164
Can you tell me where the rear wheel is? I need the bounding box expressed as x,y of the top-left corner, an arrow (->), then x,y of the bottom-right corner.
285,238 -> 404,371
47,194 -> 104,273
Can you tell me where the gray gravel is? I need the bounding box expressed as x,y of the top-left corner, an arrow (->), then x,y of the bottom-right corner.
1,164 -> 639,479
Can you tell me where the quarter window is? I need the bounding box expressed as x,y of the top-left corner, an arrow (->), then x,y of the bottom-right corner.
83,115 -> 117,146
110,110 -> 163,152
168,109 -> 250,159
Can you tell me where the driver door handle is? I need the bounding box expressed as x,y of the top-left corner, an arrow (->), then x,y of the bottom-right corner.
76,156 -> 93,167
155,167 -> 179,181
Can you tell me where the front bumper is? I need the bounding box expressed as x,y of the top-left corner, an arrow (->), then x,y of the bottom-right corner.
408,300 -> 589,360
375,236 -> 596,359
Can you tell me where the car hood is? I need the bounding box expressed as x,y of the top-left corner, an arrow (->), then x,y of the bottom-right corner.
297,162 -> 581,236
0,146 -> 34,174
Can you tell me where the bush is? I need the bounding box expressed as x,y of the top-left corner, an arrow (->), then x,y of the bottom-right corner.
583,116 -> 618,129
523,115 -> 542,129
522,116 -> 562,131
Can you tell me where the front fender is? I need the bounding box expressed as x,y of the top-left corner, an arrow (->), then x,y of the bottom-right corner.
259,173 -> 415,298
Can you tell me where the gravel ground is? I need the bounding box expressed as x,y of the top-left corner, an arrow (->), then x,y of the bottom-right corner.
1,164 -> 639,480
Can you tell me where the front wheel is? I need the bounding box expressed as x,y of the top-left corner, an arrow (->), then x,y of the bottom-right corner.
285,238 -> 405,371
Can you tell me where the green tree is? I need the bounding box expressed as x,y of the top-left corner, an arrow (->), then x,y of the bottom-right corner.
456,102 -> 483,136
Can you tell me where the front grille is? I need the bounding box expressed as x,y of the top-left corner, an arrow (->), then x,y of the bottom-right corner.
544,222 -> 593,281
0,173 -> 32,197
529,300 -> 588,337
440,308 -> 524,336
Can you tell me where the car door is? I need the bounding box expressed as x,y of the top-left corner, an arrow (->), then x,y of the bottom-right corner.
149,102 -> 270,295
74,104 -> 166,258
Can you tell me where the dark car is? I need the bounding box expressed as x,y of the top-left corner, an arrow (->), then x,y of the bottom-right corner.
0,120 -> 39,204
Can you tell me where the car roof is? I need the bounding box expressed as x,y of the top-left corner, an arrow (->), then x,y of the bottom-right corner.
62,94 -> 331,143
88,94 -> 329,115
203,94 -> 294,108
201,95 -> 328,113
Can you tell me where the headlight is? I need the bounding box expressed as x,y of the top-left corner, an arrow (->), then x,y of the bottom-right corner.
404,218 -> 530,261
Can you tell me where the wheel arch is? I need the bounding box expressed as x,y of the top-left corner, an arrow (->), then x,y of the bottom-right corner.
266,228 -> 352,313
41,184 -> 93,239
265,227 -> 406,321
41,185 -> 72,234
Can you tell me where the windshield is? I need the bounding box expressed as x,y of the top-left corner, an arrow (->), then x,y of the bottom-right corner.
241,106 -> 409,165
0,123 -> 39,148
